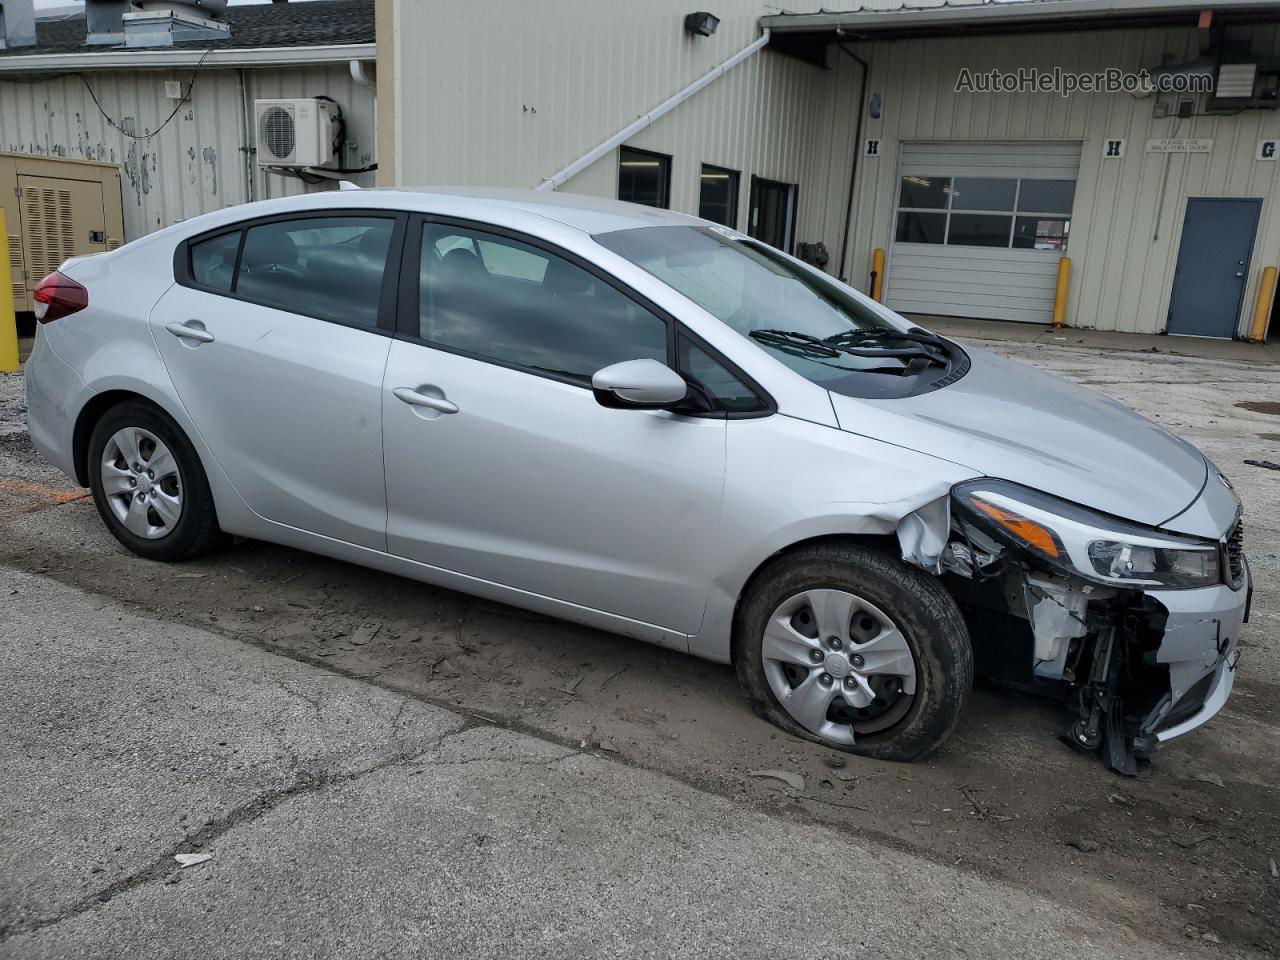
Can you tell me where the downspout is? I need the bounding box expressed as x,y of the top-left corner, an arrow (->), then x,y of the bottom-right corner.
835,41 -> 869,284
237,67 -> 256,202
350,58 -> 376,173
536,28 -> 772,192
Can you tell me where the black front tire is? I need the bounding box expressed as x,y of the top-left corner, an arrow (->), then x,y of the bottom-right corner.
87,400 -> 224,562
734,542 -> 973,762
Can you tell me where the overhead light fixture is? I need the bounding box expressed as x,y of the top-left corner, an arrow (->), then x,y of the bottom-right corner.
684,11 -> 719,37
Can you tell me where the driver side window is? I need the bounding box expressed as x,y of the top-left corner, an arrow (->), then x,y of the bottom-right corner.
417,223 -> 668,384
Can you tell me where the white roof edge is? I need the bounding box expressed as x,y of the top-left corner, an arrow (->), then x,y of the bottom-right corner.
0,41 -> 375,72
762,0 -> 1280,32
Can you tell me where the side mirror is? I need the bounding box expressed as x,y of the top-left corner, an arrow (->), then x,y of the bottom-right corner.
591,359 -> 688,410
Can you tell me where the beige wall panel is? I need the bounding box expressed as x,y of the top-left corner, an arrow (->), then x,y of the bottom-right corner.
389,0 -> 861,268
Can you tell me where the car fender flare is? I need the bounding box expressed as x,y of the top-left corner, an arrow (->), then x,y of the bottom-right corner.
71,374 -> 257,531
689,487 -> 956,663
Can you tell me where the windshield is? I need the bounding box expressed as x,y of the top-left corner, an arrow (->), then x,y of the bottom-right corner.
594,226 -> 954,395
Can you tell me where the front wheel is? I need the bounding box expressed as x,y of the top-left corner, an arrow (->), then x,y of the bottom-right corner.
734,543 -> 972,761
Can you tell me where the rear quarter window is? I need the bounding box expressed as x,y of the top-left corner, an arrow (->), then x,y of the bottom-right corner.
189,232 -> 240,291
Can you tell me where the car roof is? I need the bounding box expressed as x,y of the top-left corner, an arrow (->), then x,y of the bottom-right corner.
135,186 -> 709,257
343,187 -> 704,236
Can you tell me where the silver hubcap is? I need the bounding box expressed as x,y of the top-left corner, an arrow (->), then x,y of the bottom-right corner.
762,589 -> 918,746
100,427 -> 182,540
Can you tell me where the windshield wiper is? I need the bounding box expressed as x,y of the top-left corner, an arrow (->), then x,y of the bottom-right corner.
750,328 -> 950,369
826,328 -> 949,349
748,329 -> 841,358
824,329 -> 950,366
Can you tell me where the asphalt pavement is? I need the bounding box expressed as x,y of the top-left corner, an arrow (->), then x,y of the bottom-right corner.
0,565 -> 1188,960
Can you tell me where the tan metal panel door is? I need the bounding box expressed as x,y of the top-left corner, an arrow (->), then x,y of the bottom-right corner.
16,175 -> 108,292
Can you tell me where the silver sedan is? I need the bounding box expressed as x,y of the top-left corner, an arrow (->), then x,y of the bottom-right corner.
24,188 -> 1248,768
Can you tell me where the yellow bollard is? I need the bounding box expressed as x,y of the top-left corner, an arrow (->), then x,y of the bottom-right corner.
871,248 -> 885,302
1051,256 -> 1071,330
1247,266 -> 1277,343
0,210 -> 17,373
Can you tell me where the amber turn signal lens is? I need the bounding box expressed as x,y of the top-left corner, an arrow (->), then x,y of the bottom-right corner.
970,497 -> 1062,558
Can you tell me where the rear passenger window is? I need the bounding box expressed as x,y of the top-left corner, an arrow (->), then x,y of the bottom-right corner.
190,232 -> 239,291
418,224 -> 668,383
234,216 -> 394,328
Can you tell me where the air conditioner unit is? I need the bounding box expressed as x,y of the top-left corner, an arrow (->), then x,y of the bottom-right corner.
254,98 -> 341,168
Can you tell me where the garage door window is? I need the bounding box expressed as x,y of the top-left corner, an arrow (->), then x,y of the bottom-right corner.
896,176 -> 1074,250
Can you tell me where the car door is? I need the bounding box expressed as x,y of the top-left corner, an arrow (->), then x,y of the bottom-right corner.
151,211 -> 405,549
381,216 -> 748,635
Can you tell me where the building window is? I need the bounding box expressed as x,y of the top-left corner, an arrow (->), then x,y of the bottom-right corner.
748,176 -> 798,253
895,176 -> 1076,250
618,147 -> 671,208
698,164 -> 739,227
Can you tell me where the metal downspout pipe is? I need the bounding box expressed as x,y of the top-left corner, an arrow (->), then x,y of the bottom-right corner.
535,28 -> 772,192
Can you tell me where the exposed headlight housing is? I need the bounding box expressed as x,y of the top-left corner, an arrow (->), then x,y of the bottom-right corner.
952,479 -> 1221,590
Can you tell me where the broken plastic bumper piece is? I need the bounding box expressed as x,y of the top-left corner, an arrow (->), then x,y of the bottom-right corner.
1146,572 -> 1249,743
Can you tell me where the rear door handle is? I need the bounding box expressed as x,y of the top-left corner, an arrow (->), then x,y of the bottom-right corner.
165,321 -> 215,344
393,386 -> 458,415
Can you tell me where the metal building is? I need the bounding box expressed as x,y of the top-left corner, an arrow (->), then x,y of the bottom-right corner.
378,0 -> 1280,339
0,0 -> 377,244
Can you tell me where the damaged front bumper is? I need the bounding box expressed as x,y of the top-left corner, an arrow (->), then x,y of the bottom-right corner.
1146,570 -> 1247,743
900,482 -> 1250,771
1021,568 -> 1247,745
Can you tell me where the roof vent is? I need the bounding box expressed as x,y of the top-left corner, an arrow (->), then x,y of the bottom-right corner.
86,0 -> 230,47
0,0 -> 37,49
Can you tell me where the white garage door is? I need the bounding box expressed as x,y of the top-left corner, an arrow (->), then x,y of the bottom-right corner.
887,141 -> 1081,323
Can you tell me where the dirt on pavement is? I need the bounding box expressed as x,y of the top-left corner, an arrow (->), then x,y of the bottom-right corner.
2,338 -> 1278,957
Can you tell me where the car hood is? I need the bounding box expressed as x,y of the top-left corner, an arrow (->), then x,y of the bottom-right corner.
827,345 -> 1208,531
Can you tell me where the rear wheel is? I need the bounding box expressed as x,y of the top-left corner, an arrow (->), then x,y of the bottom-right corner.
734,542 -> 972,761
88,401 -> 223,561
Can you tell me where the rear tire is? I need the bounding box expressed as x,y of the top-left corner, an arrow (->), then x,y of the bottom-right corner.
87,401 -> 223,561
734,542 -> 972,761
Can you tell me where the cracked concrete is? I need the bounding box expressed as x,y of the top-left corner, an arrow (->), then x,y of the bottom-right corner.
0,565 -> 1201,960
0,565 -> 464,938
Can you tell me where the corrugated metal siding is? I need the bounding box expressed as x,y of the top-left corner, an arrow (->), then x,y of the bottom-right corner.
0,62 -> 375,241
844,25 -> 1280,335
389,1 -> 861,268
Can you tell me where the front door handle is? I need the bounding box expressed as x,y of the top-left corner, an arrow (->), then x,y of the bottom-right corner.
165,321 -> 215,344
393,386 -> 458,415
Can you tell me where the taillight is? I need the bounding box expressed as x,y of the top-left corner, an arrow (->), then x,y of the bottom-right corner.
33,271 -> 89,323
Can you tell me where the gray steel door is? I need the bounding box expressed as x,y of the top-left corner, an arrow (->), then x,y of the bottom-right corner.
1167,198 -> 1261,338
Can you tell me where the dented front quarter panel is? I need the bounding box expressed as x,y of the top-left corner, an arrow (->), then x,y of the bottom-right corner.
688,414 -> 976,662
